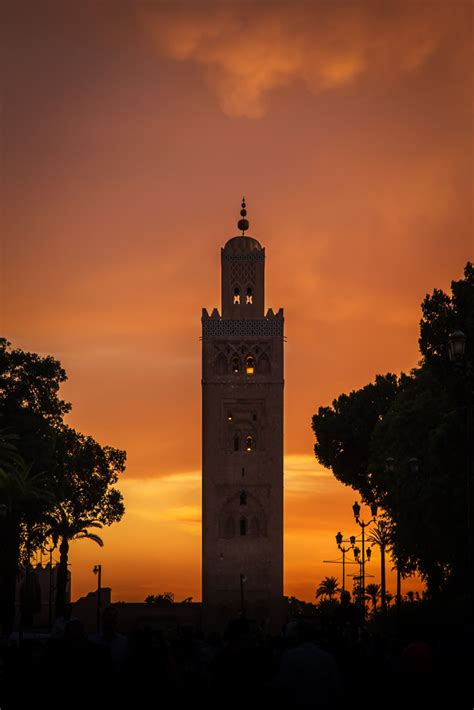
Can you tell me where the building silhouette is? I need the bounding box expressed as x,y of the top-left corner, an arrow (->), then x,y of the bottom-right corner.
201,199 -> 284,629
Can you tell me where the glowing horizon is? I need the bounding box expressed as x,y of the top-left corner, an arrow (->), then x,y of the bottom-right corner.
3,0 -> 471,604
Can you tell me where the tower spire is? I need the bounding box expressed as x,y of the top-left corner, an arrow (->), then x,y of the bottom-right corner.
237,196 -> 249,235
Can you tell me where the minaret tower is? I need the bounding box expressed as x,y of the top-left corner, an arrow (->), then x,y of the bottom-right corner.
201,199 -> 284,629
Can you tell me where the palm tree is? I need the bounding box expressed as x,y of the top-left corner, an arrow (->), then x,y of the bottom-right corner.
0,441 -> 54,636
316,576 -> 340,601
45,504 -> 104,616
367,519 -> 391,611
365,583 -> 381,613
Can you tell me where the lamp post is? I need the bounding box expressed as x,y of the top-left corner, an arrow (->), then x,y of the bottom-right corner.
448,329 -> 473,609
335,531 -> 356,593
353,542 -> 373,607
352,501 -> 377,615
44,543 -> 55,629
93,564 -> 102,633
367,520 -> 391,612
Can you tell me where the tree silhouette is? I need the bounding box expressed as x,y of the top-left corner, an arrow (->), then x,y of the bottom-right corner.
312,263 -> 474,598
367,519 -> 391,611
0,444 -> 54,634
0,338 -> 126,630
316,576 -> 340,601
365,583 -> 381,613
45,504 -> 104,615
145,592 -> 175,606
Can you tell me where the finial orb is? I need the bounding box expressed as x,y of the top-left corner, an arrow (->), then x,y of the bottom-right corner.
237,196 -> 249,233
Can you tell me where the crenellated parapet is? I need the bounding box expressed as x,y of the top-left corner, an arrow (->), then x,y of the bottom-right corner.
201,307 -> 284,338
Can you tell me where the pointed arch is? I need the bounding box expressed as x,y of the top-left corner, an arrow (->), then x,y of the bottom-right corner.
231,356 -> 241,374
246,355 -> 255,375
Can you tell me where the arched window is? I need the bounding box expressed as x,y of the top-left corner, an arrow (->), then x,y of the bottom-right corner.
227,412 -> 233,422
224,517 -> 235,539
233,287 -> 240,305
240,490 -> 247,505
246,355 -> 255,375
240,518 -> 247,536
234,436 -> 240,452
246,435 -> 253,452
215,353 -> 227,375
246,286 -> 253,304
232,356 -> 240,374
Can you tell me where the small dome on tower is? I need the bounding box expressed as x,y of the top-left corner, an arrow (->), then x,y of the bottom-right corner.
223,196 -> 262,253
223,235 -> 263,254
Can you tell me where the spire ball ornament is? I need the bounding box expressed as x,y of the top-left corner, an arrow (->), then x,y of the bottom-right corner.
237,196 -> 249,235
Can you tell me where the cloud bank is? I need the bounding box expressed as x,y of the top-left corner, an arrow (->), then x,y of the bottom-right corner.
141,0 -> 465,117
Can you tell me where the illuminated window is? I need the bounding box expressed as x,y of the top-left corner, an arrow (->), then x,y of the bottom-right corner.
246,287 -> 253,304
246,356 -> 255,375
227,412 -> 233,421
240,518 -> 247,536
234,436 -> 240,452
233,287 -> 240,305
232,356 -> 240,374
240,490 -> 247,505
246,435 -> 253,452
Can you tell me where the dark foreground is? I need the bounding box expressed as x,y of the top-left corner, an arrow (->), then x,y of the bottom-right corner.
1,607 -> 472,709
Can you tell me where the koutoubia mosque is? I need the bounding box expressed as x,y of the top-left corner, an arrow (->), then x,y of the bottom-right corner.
201,199 -> 284,629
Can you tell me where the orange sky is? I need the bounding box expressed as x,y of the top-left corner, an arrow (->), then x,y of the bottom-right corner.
2,0 -> 472,602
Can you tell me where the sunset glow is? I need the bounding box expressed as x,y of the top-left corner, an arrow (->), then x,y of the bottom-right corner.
3,0 -> 472,603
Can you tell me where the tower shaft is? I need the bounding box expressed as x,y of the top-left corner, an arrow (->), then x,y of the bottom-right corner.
201,223 -> 284,630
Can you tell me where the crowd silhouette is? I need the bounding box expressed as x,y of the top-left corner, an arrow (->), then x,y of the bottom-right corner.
0,602 -> 471,709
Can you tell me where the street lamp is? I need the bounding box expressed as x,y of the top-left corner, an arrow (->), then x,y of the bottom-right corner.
93,564 -> 102,633
352,501 -> 377,614
323,533 -> 359,592
448,329 -> 467,362
448,329 -> 473,613
335,531 -> 355,593
353,544 -> 373,606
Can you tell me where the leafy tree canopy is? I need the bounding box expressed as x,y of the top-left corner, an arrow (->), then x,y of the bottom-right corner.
311,263 -> 473,596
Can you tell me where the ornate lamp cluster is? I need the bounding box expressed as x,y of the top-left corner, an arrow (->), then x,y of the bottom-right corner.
334,501 -> 377,612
